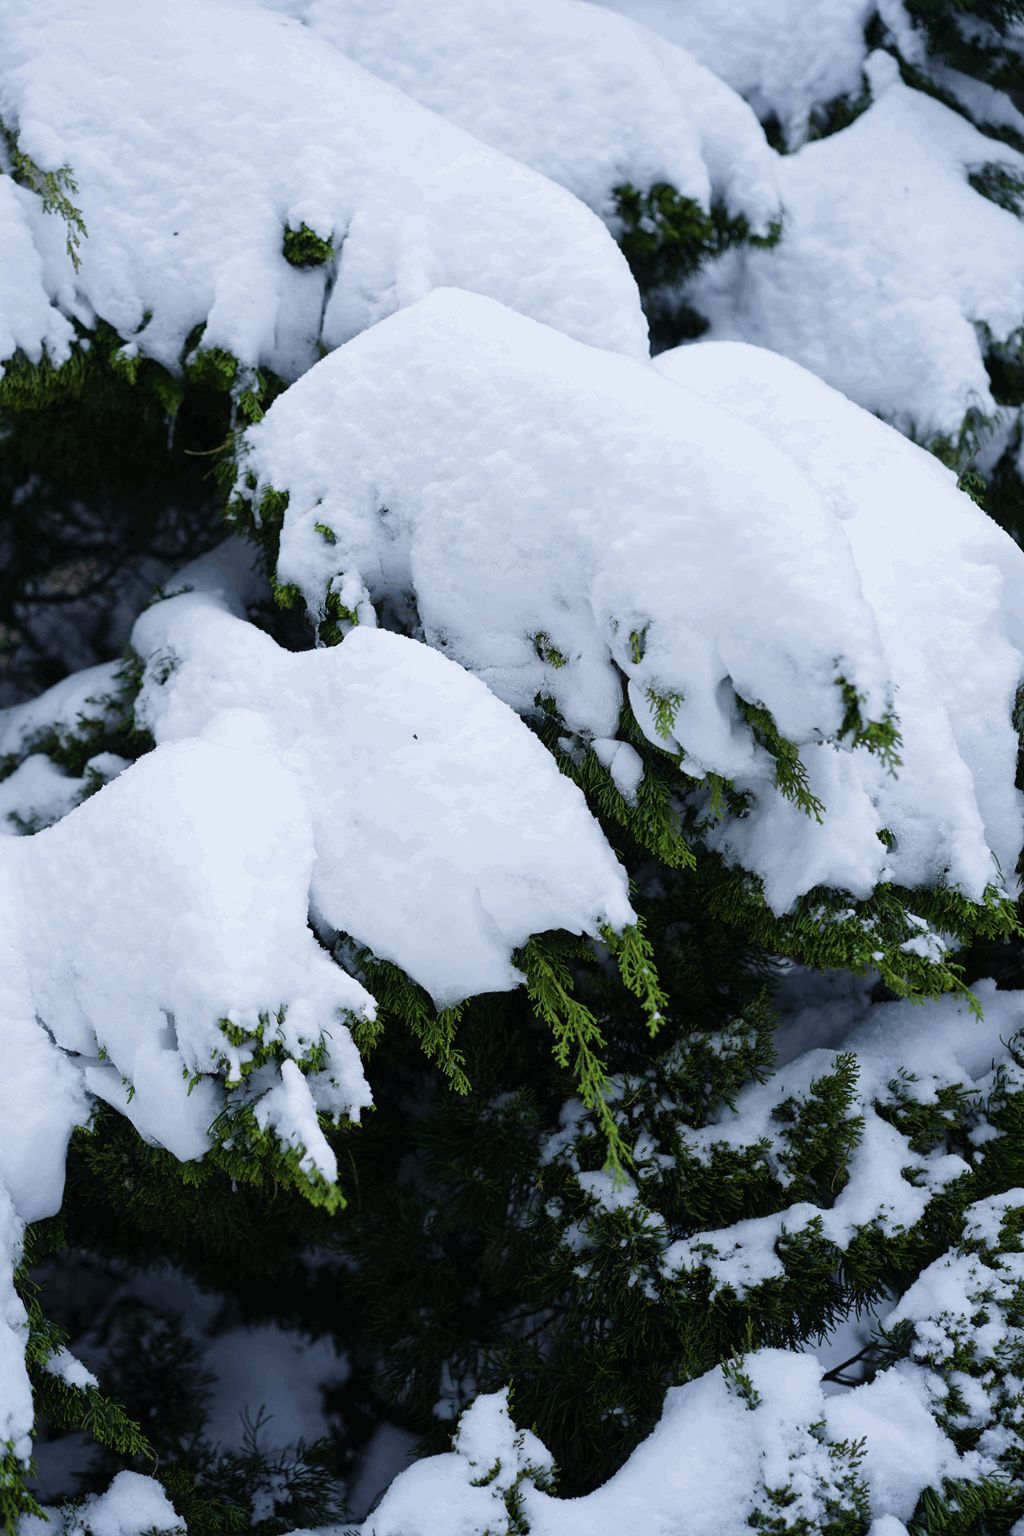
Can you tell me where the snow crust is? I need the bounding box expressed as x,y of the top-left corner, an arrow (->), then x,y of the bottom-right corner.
0,0 -> 647,381
594,0 -> 876,143
248,287 -> 1024,911
688,55 -> 1024,438
259,0 -> 778,233
657,338 -> 1024,907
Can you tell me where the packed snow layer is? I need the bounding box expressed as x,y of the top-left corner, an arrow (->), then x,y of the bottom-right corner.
687,54 -> 1024,439
593,0 -> 876,143
0,0 -> 647,382
245,287 -> 1024,910
0,543 -> 631,1215
657,338 -> 1024,908
131,547 -> 633,1005
259,0 -> 777,232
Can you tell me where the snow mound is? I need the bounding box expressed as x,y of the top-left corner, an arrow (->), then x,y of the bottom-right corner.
132,547 -> 633,1005
358,1350 -> 953,1535
657,337 -> 1024,907
687,54 -> 1024,439
0,544 -> 631,1217
0,0 -> 646,381
243,287 -> 1024,911
593,0 -> 876,145
260,0 -> 777,232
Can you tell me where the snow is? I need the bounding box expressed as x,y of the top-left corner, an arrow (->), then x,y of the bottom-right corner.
363,1389 -> 553,1536
44,1345 -> 99,1393
658,337 -> 1024,907
259,0 -> 778,234
62,1472 -> 182,1536
203,1322 -> 348,1451
593,0 -> 877,144
0,174 -> 74,368
0,754 -> 82,833
359,1351 -> 949,1536
825,1366 -> 962,1521
330,1340 -> 974,1535
0,540 -> 632,1214
0,1180 -> 32,1468
687,54 -> 1024,439
0,661 -> 121,759
247,286 -> 1024,913
131,552 -> 634,1005
661,981 -> 1022,1295
0,0 -> 647,383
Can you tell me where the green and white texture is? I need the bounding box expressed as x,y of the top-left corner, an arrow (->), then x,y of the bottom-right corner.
1,0 -> 1024,1532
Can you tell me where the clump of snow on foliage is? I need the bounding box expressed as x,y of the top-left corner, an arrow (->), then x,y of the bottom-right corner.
0,175 -> 74,368
657,981 -> 1023,1293
0,1182 -> 32,1469
259,0 -> 778,233
24,1471 -> 184,1536
593,0 -> 877,144
132,545 -> 633,1004
0,541 -> 633,1222
245,286 -> 1024,912
0,0 -> 647,382
360,1388 -> 554,1536
353,1349 -> 946,1536
688,54 -> 1024,439
657,337 -> 1024,908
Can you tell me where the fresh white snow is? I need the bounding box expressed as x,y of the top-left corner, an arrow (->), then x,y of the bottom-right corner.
0,0 -> 648,382
246,287 -> 1024,912
593,0 -> 877,144
257,0 -> 778,234
688,54 -> 1024,439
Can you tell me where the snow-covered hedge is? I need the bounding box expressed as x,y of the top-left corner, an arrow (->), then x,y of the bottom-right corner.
2,0 -> 1024,1532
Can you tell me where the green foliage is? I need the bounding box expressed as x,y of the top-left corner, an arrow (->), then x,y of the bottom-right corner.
968,161 -> 1024,214
521,932 -> 628,1173
773,1055 -> 864,1203
282,223 -> 335,269
835,677 -> 902,771
350,947 -> 470,1094
613,182 -> 781,293
612,181 -> 781,348
644,684 -> 683,742
902,0 -> 1024,96
534,632 -> 568,669
2,127 -> 87,269
736,696 -> 826,821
